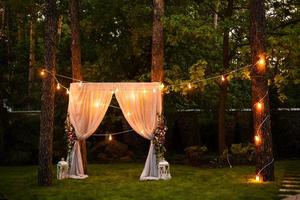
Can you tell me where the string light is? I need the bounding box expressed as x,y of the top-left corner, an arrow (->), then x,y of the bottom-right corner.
66,89 -> 70,95
40,69 -> 45,76
255,174 -> 261,182
256,102 -> 263,112
257,54 -> 266,72
39,63 -> 252,96
93,129 -> 134,137
254,135 -> 261,145
131,93 -> 136,100
109,134 -> 112,141
40,62 -> 273,182
56,83 -> 61,90
159,83 -> 164,91
221,75 -> 226,82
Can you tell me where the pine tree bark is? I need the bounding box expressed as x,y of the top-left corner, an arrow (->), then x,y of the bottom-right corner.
217,0 -> 233,155
28,18 -> 36,101
57,15 -> 63,43
250,0 -> 274,181
69,0 -> 87,174
16,13 -> 23,44
0,5 -> 4,35
38,0 -> 57,186
5,2 -> 12,70
151,0 -> 164,83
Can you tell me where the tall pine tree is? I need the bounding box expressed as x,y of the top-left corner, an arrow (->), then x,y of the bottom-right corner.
38,0 -> 57,186
250,0 -> 274,181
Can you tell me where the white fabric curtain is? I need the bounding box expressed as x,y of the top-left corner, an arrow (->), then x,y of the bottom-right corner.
115,83 -> 162,180
67,82 -> 162,180
68,83 -> 114,178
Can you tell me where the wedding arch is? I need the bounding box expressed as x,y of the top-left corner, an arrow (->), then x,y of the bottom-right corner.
67,82 -> 165,180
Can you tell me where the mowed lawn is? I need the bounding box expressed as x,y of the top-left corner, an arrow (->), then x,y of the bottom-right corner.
0,160 -> 298,200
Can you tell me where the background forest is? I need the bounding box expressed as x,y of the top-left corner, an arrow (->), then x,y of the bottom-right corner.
0,0 -> 299,165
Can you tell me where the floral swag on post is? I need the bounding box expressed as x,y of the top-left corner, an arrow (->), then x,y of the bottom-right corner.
153,114 -> 171,180
64,114 -> 77,167
153,114 -> 167,162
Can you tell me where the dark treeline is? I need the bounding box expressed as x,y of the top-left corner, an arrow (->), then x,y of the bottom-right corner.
0,0 -> 299,166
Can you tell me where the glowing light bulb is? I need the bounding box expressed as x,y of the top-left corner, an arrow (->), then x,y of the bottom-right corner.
79,81 -> 83,87
143,89 -> 147,94
256,102 -> 263,112
66,89 -> 70,95
254,135 -> 261,145
131,93 -> 135,100
188,83 -> 192,89
40,70 -> 45,76
115,88 -> 119,93
159,83 -> 164,91
153,89 -> 156,93
56,83 -> 61,90
126,112 -> 131,117
221,75 -> 225,82
256,175 -> 261,182
109,134 -> 112,141
257,55 -> 266,72
94,102 -> 100,108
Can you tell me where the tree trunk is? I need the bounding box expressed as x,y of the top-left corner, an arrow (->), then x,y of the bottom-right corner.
217,0 -> 233,155
16,13 -> 23,44
0,5 -> 4,35
70,0 -> 83,81
250,0 -> 274,181
151,0 -> 164,83
57,15 -> 63,43
213,1 -> 219,29
5,2 -> 12,72
28,18 -> 36,102
38,0 -> 57,186
69,0 -> 86,174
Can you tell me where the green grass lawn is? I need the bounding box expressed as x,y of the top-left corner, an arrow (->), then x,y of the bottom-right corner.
0,160 -> 298,200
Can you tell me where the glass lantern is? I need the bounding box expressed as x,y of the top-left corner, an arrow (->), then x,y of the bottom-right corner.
57,158 -> 69,180
158,159 -> 171,180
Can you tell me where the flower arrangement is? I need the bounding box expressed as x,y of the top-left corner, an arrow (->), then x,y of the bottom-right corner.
153,114 -> 167,162
64,114 -> 77,157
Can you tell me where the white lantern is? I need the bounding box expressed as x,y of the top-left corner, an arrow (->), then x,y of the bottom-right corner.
158,159 -> 171,180
57,158 -> 69,180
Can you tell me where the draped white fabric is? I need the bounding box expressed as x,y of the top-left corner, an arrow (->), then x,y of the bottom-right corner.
115,83 -> 162,180
68,83 -> 114,178
67,82 -> 162,180
69,83 -> 114,139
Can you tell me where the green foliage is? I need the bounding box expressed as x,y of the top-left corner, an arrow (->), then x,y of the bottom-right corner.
0,0 -> 299,165
220,143 -> 256,165
0,161 -> 294,199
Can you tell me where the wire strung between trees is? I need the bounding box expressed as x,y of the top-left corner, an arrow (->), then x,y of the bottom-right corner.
168,64 -> 252,88
40,63 -> 254,92
93,129 -> 134,137
41,57 -> 274,181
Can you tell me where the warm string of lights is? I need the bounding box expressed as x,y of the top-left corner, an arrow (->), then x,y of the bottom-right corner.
40,63 -> 254,96
93,129 -> 134,141
41,56 -> 272,179
165,64 -> 253,91
251,54 -> 274,183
